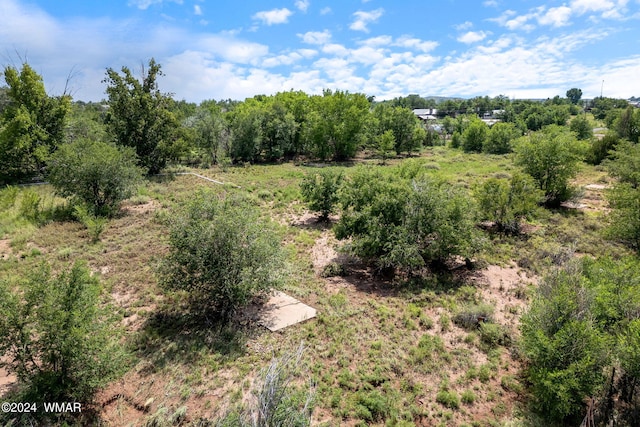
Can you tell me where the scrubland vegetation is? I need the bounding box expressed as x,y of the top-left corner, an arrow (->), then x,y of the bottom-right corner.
1,60 -> 640,426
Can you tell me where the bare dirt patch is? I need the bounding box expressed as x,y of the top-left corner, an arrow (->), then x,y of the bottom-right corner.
0,357 -> 17,397
477,263 -> 537,326
0,239 -> 11,260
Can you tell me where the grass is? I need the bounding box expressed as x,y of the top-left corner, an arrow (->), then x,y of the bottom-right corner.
0,147 -> 632,426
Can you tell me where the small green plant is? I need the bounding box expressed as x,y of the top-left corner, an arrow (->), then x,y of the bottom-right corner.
74,204 -> 108,243
436,390 -> 460,409
300,169 -> 343,221
461,390 -> 476,405
0,261 -> 126,407
19,189 -> 41,223
320,262 -> 346,278
0,186 -> 18,211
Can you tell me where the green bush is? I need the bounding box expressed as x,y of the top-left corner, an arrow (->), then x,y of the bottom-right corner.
436,390 -> 460,409
300,168 -> 343,221
453,303 -> 495,329
47,139 -> 142,217
0,185 -> 18,211
606,183 -> 640,251
19,189 -> 41,223
0,261 -> 125,406
159,190 -> 284,320
605,140 -> 640,188
483,122 -> 519,154
514,125 -> 584,206
475,173 -> 542,233
74,204 -> 108,243
336,167 -> 481,272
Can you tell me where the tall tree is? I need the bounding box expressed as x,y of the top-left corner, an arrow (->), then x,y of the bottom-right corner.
103,59 -> 183,174
0,63 -> 70,184
566,88 -> 583,105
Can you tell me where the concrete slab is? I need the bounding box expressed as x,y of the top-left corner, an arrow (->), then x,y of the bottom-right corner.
258,291 -> 317,332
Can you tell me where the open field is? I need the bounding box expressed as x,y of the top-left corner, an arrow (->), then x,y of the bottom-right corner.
0,147 -> 633,426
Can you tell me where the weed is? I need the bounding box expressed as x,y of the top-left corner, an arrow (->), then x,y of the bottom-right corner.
435,390 -> 460,409
453,303 -> 494,329
461,390 -> 476,405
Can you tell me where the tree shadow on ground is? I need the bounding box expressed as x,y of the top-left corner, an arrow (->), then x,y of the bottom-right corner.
132,304 -> 260,375
323,254 -> 476,299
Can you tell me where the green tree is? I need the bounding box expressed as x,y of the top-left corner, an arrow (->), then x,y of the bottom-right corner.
335,168 -> 480,272
300,169 -> 343,221
103,58 -> 183,174
586,131 -> 618,165
462,118 -> 488,153
521,262 -> 608,422
376,130 -> 396,163
483,122 -> 519,154
183,101 -> 229,166
160,191 -> 284,320
0,261 -> 125,405
614,105 -> 640,143
606,183 -> 640,251
605,140 -> 640,188
47,139 -> 142,217
475,173 -> 542,233
566,88 -> 583,105
0,63 -> 71,184
303,90 -> 369,160
569,114 -> 593,140
227,99 -> 264,162
514,125 -> 584,206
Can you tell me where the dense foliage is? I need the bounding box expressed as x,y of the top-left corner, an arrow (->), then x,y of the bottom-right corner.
0,262 -> 125,405
514,125 -> 584,206
521,257 -> 640,424
335,166 -> 480,272
48,139 -> 142,217
475,173 -> 542,233
103,58 -> 184,174
0,63 -> 70,184
160,191 -> 284,320
300,168 -> 343,220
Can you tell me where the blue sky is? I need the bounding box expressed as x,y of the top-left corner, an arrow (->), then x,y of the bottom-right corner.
1,0 -> 639,102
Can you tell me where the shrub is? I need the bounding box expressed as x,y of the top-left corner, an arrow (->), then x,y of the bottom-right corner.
336,169 -> 481,272
454,303 -> 495,329
0,262 -> 125,406
436,391 -> 460,409
606,183 -> 640,251
475,173 -> 542,233
159,190 -> 284,320
74,204 -> 108,243
47,139 -> 142,217
461,390 -> 476,405
300,168 -> 343,221
18,189 -> 41,222
586,131 -> 618,165
462,118 -> 488,153
0,185 -> 18,211
483,122 -> 519,154
514,125 -> 584,206
569,114 -> 593,140
604,140 -> 640,188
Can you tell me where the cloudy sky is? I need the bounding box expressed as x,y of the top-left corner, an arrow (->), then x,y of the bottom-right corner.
1,0 -> 639,102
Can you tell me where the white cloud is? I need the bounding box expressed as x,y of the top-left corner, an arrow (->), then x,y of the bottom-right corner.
128,0 -> 183,10
320,7 -> 332,15
349,8 -> 384,32
394,36 -> 438,53
454,21 -> 474,31
252,8 -> 293,26
295,0 -> 310,12
483,0 -> 499,6
571,0 -> 616,14
457,31 -> 488,44
538,6 -> 572,26
298,30 -> 331,45
359,35 -> 393,47
194,5 -> 202,16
